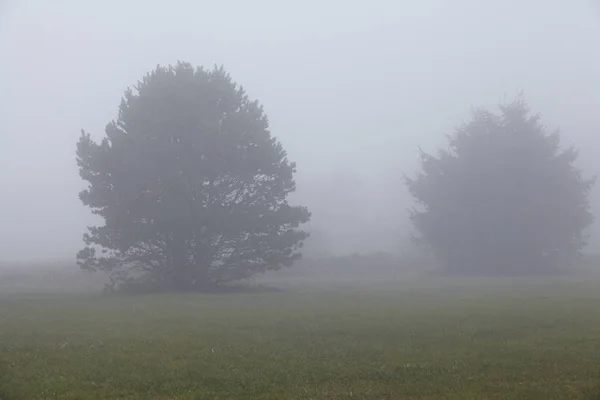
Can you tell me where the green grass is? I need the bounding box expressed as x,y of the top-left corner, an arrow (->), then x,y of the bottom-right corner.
2,278 -> 600,399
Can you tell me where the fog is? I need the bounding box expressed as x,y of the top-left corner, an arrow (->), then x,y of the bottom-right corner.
1,0 -> 600,264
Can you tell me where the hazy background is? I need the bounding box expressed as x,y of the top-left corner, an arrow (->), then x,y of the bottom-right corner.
1,0 -> 599,264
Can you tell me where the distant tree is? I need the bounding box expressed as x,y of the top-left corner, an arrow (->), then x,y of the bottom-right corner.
76,62 -> 310,291
301,226 -> 335,259
405,98 -> 595,275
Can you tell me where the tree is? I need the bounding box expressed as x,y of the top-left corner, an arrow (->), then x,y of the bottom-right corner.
405,98 -> 595,275
76,62 -> 310,291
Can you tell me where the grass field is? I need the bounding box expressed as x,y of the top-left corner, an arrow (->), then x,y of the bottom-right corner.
2,278 -> 600,399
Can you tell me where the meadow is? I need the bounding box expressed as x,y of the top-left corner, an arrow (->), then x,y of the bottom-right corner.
2,277 -> 600,399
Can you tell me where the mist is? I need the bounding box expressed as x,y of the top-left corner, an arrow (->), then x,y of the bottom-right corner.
5,3 -> 600,399
1,0 -> 600,264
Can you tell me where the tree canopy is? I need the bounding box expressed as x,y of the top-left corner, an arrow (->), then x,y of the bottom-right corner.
76,62 -> 310,291
405,99 -> 595,275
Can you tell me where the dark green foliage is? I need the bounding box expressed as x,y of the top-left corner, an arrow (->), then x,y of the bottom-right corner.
406,98 -> 595,275
76,62 -> 310,291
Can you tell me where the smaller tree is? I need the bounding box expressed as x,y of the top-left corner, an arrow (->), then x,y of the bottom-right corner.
405,98 -> 595,275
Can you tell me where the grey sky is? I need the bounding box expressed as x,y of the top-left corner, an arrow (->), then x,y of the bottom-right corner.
1,0 -> 599,262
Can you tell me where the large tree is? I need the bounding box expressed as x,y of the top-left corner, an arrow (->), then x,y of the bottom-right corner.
76,62 -> 310,291
405,99 -> 595,275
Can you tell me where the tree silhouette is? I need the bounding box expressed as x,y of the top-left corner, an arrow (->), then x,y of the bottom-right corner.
406,98 -> 595,275
76,62 -> 310,291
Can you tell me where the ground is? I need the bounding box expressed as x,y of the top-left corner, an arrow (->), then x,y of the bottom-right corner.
2,277 -> 600,399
